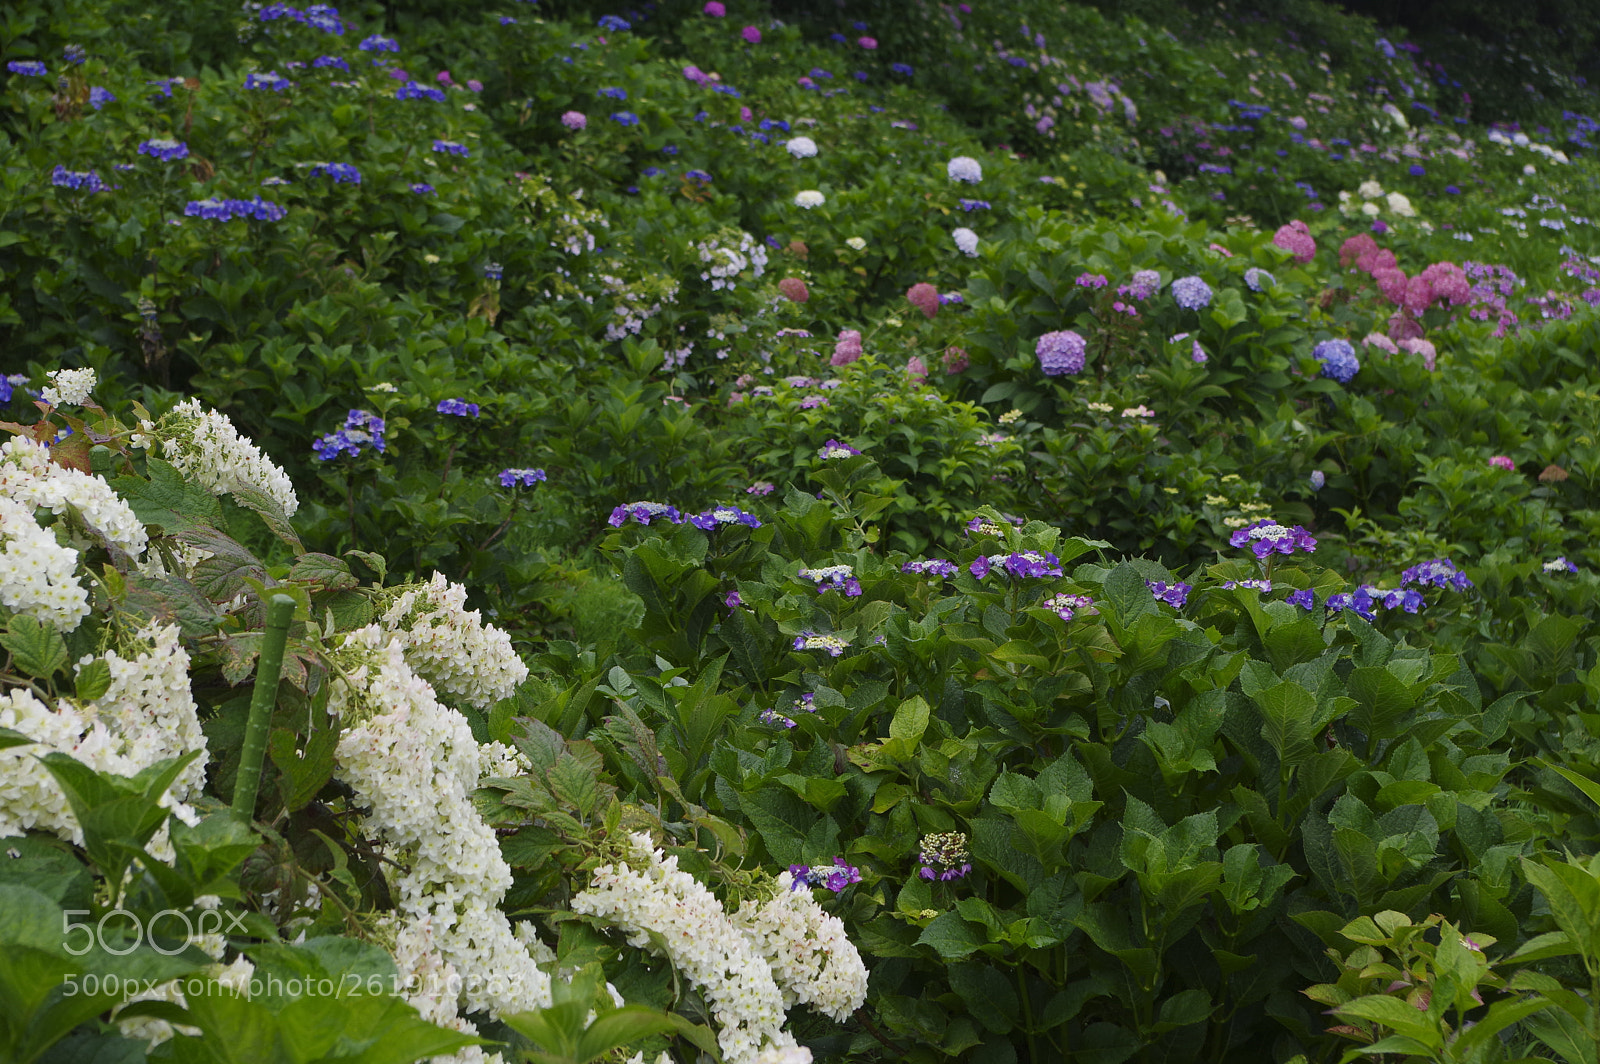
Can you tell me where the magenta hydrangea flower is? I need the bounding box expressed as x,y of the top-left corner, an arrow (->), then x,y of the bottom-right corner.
1489,455 -> 1515,471
906,282 -> 940,319
831,329 -> 863,366
1035,330 -> 1086,376
703,0 -> 725,14
741,25 -> 761,43
1273,219 -> 1317,264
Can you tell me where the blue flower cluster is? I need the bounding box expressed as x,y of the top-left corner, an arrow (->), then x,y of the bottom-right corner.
597,86 -> 627,99
7,60 -> 47,76
959,198 -> 991,211
258,3 -> 344,33
1229,519 -> 1317,557
1035,330 -> 1087,376
1147,580 -> 1191,608
138,138 -> 189,162
432,139 -> 469,157
1314,339 -> 1360,383
436,398 -> 479,417
902,558 -> 959,578
797,564 -> 861,596
608,501 -> 685,526
1327,586 -> 1424,620
52,166 -> 108,192
890,63 -> 914,76
411,183 -> 434,195
970,551 -> 1063,580
89,86 -> 115,109
789,857 -> 861,892
309,162 -> 361,183
183,196 -> 287,221
313,409 -> 386,459
597,15 -> 631,31
312,55 -> 349,71
818,439 -> 861,458
1399,558 -> 1472,591
690,505 -> 763,531
498,468 -> 546,488
358,34 -> 398,52
483,262 -> 503,281
396,80 -> 445,102
611,111 -> 640,126
1042,593 -> 1094,620
1171,275 -> 1213,310
245,71 -> 291,91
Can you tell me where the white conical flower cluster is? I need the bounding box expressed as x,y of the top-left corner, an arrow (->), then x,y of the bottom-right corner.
377,573 -> 529,709
141,398 -> 299,516
0,495 -> 89,630
735,873 -> 869,1021
2,434 -> 147,560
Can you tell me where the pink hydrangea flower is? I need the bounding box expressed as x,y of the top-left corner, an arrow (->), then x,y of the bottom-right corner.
778,277 -> 810,303
561,111 -> 587,130
858,36 -> 877,49
466,78 -> 482,92
1419,261 -> 1471,305
906,282 -> 940,319
943,346 -> 969,374
1489,455 -> 1515,471
1398,337 -> 1437,371
703,0 -> 725,14
1340,233 -> 1378,268
683,64 -> 709,84
1272,220 -> 1317,264
906,356 -> 928,382
436,70 -> 454,85
832,329 -> 863,366
740,105 -> 752,121
1364,332 -> 1398,354
741,25 -> 761,43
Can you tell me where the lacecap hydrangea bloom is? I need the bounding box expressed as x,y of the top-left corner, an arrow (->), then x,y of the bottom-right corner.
969,551 -> 1063,580
1147,580 -> 1191,608
1400,558 -> 1472,591
1042,593 -> 1094,620
818,439 -> 861,459
498,468 -> 545,488
1314,339 -> 1360,383
946,156 -> 982,183
1229,519 -> 1317,557
902,558 -> 959,578
1035,330 -> 1086,376
609,500 -> 685,526
793,631 -> 849,656
918,832 -> 971,880
797,563 -> 861,596
1544,557 -> 1579,574
692,505 -> 763,530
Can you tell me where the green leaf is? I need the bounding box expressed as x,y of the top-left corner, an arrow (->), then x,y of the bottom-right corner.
73,658 -> 113,701
1,615 -> 69,678
917,911 -> 984,959
1335,994 -> 1444,1045
575,1006 -> 680,1061
110,457 -> 222,536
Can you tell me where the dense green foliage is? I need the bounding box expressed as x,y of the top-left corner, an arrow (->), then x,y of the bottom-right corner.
7,0 -> 1600,1061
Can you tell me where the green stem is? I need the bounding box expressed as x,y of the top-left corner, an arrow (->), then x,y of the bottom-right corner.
232,594 -> 297,822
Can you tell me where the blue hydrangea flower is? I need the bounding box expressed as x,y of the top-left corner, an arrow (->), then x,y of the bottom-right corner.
597,86 -> 627,99
610,111 -> 640,126
792,631 -> 849,656
499,468 -> 546,488
359,34 -> 399,51
309,162 -> 361,184
52,166 -> 108,192
1042,592 -> 1094,620
483,262 -> 503,281
396,80 -> 445,101
411,183 -> 434,194
902,559 -> 959,578
1400,558 -> 1472,591
437,398 -> 480,417
312,55 -> 349,71
1544,556 -> 1579,573
313,409 -> 386,459
818,439 -> 861,458
432,139 -> 469,156
1309,470 -> 1326,491
303,4 -> 345,34
1230,519 -> 1317,557
1036,330 -> 1087,376
88,86 -> 115,109
959,198 -> 991,211
1314,339 -> 1360,383
597,14 -> 631,30
789,857 -> 860,892
245,71 -> 291,91
692,505 -> 763,531
1287,588 -> 1316,609
609,501 -> 685,526
1147,580 -> 1191,608
1244,267 -> 1274,291
138,138 -> 189,162
890,63 -> 913,75
7,60 -> 47,77
63,45 -> 86,65
969,551 -> 1063,580
684,169 -> 712,183
183,197 -> 287,221
1171,276 -> 1213,310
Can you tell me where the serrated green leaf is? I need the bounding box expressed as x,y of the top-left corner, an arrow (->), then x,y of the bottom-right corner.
1,615 -> 69,678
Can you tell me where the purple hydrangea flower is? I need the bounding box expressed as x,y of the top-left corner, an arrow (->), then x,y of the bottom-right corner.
52,166 -> 108,192
790,857 -> 861,892
608,501 -> 685,526
1036,330 -> 1087,376
1544,557 -> 1579,574
309,161 -> 361,184
902,558 -> 959,578
498,468 -> 545,487
1287,588 -> 1316,609
1148,580 -> 1191,608
312,55 -> 349,71
1245,268 -> 1274,291
432,138 -> 469,156
7,60 -> 47,77
1400,558 -> 1471,591
690,505 -> 763,530
1042,592 -> 1093,620
1314,339 -> 1360,383
1309,470 -> 1326,491
137,138 -> 189,162
1171,275 -> 1213,310
183,196 -> 287,221
1229,519 -> 1317,557
359,34 -> 399,51
598,14 -> 631,31
437,398 -> 479,417
793,631 -> 848,656
396,80 -> 446,101
313,409 -> 386,459
610,111 -> 640,126
411,183 -> 434,194
88,86 -> 115,109
245,71 -> 292,91
818,439 -> 861,458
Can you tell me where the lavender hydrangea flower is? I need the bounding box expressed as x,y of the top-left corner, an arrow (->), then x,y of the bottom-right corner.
411,183 -> 434,194
312,55 -> 349,70
1400,558 -> 1472,591
597,14 -> 631,30
498,468 -> 546,487
970,551 -> 1064,580
1287,588 -> 1316,609
1314,339 -> 1360,383
818,439 -> 861,458
138,138 -> 189,162
1309,470 -> 1326,491
1229,519 -> 1317,557
918,832 -> 970,881
88,86 -> 115,109
437,398 -> 479,417
798,563 -> 861,596
902,558 -> 959,578
790,857 -> 861,892
1171,275 -> 1213,310
793,631 -> 849,656
1127,269 -> 1162,300
396,80 -> 445,101
608,501 -> 685,526
1148,580 -> 1191,608
1245,267 -> 1274,291
690,505 -> 763,530
1036,330 -> 1087,376
1042,593 -> 1094,620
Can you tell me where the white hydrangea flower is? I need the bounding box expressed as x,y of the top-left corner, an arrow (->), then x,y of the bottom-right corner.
952,227 -> 980,257
735,874 -> 868,1022
147,398 -> 299,516
784,136 -> 817,159
331,629 -> 552,1036
793,190 -> 825,209
1,435 -> 148,560
0,623 -> 206,842
844,237 -> 867,251
572,833 -> 796,1063
947,155 -> 982,183
377,573 -> 529,709
41,367 -> 96,406
1386,191 -> 1416,217
0,496 -> 89,631
1357,179 -> 1384,199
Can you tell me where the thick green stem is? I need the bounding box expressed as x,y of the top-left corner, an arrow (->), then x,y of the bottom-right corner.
232,594 -> 297,822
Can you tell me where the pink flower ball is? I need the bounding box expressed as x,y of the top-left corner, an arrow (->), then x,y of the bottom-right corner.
1489,455 -> 1515,471
778,277 -> 810,303
741,25 -> 761,44
831,329 -> 863,366
858,36 -> 877,49
906,282 -> 940,319
1271,219 -> 1317,264
740,105 -> 752,121
704,1 -> 725,14
906,356 -> 928,382
1340,233 -> 1378,268
1402,276 -> 1435,315
943,346 -> 969,374
466,79 -> 483,92
683,64 -> 709,84
436,70 -> 454,85
561,111 -> 587,130
1398,338 -> 1437,371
